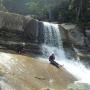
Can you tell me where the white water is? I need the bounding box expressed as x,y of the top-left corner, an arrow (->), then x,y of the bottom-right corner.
41,45 -> 90,85
43,22 -> 62,48
42,22 -> 90,85
0,52 -> 17,70
57,56 -> 90,84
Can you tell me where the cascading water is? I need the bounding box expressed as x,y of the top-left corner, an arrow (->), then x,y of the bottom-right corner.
41,22 -> 90,89
42,22 -> 65,58
43,22 -> 62,48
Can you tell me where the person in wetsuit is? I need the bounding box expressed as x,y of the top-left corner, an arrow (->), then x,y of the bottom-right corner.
49,54 -> 59,68
49,54 -> 55,62
49,54 -> 63,68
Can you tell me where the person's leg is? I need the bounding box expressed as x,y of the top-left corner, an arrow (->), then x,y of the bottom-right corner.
51,61 -> 59,68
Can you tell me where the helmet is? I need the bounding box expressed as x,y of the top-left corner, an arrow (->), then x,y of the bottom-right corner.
22,43 -> 25,46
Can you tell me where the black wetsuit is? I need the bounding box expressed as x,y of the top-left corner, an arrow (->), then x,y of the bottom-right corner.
49,54 -> 55,62
49,54 -> 60,68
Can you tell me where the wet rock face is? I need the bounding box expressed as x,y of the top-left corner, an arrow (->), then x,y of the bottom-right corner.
60,24 -> 85,46
24,19 -> 38,43
68,27 -> 85,46
59,25 -> 69,44
24,20 -> 44,44
0,11 -> 41,53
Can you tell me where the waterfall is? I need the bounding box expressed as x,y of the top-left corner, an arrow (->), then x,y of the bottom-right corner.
43,22 -> 62,48
41,21 -> 90,87
42,22 -> 65,58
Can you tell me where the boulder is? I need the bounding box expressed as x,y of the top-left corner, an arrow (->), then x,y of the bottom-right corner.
24,19 -> 39,43
0,11 -> 41,53
60,23 -> 85,46
59,25 -> 69,44
0,11 -> 25,31
24,19 -> 44,44
0,11 -> 26,48
68,27 -> 85,46
0,11 -> 26,46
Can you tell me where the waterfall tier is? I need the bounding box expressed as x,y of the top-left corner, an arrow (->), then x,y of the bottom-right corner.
42,22 -> 62,48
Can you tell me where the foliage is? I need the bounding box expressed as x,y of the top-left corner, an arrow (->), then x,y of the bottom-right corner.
25,0 -> 46,17
69,0 -> 90,23
3,0 -> 70,20
2,0 -> 90,23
